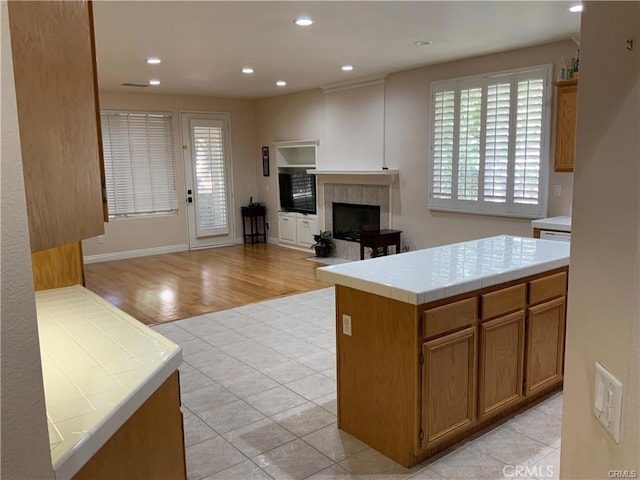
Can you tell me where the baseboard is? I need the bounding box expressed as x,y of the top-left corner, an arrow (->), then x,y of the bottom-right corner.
83,244 -> 189,264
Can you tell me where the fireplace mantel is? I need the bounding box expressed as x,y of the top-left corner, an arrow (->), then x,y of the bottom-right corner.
308,169 -> 398,185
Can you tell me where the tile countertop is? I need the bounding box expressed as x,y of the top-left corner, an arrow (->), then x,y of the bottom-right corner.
531,216 -> 572,232
316,235 -> 570,305
35,285 -> 182,480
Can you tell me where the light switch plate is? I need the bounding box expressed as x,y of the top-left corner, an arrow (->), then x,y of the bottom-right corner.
342,314 -> 352,336
594,362 -> 623,443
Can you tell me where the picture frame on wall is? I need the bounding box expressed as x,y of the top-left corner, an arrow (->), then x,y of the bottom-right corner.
262,146 -> 270,176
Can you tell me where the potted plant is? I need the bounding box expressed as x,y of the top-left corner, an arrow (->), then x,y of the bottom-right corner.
311,230 -> 334,258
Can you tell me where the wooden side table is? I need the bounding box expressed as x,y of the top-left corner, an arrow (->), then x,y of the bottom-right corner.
359,229 -> 402,260
241,205 -> 267,244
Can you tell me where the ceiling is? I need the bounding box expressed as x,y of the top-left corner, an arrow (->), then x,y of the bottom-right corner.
92,1 -> 581,100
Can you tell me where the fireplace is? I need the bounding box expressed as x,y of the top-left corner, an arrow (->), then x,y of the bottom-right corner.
332,202 -> 380,242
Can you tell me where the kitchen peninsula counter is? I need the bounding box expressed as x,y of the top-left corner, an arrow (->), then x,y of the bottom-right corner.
317,236 -> 570,467
36,286 -> 185,479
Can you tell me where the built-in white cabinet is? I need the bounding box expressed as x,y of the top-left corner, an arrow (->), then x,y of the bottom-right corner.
274,140 -> 319,249
278,212 -> 318,248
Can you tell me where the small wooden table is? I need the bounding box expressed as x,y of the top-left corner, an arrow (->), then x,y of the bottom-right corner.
359,229 -> 402,260
241,205 -> 267,244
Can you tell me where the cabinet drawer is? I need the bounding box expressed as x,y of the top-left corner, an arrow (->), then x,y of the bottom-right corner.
529,272 -> 567,305
423,298 -> 477,339
481,284 -> 526,320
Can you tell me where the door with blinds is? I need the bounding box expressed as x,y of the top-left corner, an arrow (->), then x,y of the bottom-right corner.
182,113 -> 234,249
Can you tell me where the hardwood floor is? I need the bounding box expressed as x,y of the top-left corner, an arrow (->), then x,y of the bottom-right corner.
84,244 -> 330,325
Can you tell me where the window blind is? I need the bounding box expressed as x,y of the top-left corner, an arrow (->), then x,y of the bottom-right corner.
192,125 -> 228,236
101,111 -> 178,218
429,65 -> 550,218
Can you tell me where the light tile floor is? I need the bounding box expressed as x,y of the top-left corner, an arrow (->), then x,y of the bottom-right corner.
153,287 -> 563,480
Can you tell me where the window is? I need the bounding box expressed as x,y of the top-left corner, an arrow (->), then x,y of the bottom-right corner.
100,110 -> 178,218
429,65 -> 551,218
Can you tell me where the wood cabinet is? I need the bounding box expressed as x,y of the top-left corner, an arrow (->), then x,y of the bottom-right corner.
554,80 -> 578,172
421,327 -> 476,447
72,371 -> 186,480
478,311 -> 525,420
525,297 -> 566,395
335,267 -> 568,468
278,212 -> 318,248
8,0 -> 106,253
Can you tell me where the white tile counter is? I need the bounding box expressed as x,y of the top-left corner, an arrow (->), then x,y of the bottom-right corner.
317,235 -> 570,305
36,285 -> 182,480
531,216 -> 572,232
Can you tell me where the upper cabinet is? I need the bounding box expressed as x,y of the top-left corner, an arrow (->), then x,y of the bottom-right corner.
553,80 -> 578,173
8,0 -> 106,253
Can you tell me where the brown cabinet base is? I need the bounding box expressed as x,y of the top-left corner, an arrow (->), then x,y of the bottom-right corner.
72,372 -> 186,480
335,267 -> 567,468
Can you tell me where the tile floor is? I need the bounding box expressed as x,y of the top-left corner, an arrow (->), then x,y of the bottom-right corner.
152,287 -> 563,480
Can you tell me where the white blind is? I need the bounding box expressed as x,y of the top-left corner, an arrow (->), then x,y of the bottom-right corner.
101,111 -> 178,218
429,65 -> 550,218
192,125 -> 228,236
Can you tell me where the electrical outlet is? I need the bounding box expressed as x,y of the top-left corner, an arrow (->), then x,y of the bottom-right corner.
554,185 -> 562,196
594,362 -> 623,443
342,314 -> 352,336
97,235 -> 104,244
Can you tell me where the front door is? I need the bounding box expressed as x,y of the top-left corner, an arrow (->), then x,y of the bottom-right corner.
181,112 -> 234,249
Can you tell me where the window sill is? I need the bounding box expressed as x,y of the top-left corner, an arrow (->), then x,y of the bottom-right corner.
428,206 -> 546,220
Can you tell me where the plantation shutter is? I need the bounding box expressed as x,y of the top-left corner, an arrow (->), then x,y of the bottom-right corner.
513,75 -> 544,206
191,121 -> 228,236
101,111 -> 178,217
483,82 -> 511,203
428,65 -> 550,217
431,88 -> 456,201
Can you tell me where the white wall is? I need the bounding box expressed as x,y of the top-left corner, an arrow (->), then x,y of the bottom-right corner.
1,2 -> 55,477
255,40 -> 577,249
561,2 -> 639,477
82,91 -> 257,256
254,89 -> 327,241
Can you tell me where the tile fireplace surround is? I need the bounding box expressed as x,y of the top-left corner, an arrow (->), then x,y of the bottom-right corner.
322,183 -> 390,260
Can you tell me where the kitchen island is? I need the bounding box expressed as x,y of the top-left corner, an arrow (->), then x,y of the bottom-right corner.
317,235 -> 570,467
36,286 -> 185,479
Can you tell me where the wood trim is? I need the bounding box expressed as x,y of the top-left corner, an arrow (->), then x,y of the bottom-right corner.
72,371 -> 186,480
478,311 -> 525,420
529,272 -> 567,305
481,284 -> 526,320
525,297 -> 566,395
87,1 -> 108,223
423,297 -> 477,340
32,241 -> 84,291
533,228 -> 541,238
422,326 -> 476,448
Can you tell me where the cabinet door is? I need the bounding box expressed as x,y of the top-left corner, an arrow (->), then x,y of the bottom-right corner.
8,1 -> 105,252
554,81 -> 578,172
296,215 -> 317,247
278,214 -> 297,244
525,297 -> 566,395
422,326 -> 476,448
478,311 -> 525,420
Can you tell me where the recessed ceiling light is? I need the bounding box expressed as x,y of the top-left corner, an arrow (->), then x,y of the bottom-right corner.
294,16 -> 313,26
276,80 -> 287,87
242,67 -> 254,74
341,65 -> 354,71
146,57 -> 161,64
149,79 -> 161,86
414,41 -> 432,46
569,4 -> 583,12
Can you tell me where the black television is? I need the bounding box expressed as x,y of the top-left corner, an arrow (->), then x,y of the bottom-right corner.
279,172 -> 317,214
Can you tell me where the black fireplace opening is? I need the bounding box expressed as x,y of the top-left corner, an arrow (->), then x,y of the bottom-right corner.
332,203 -> 380,242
